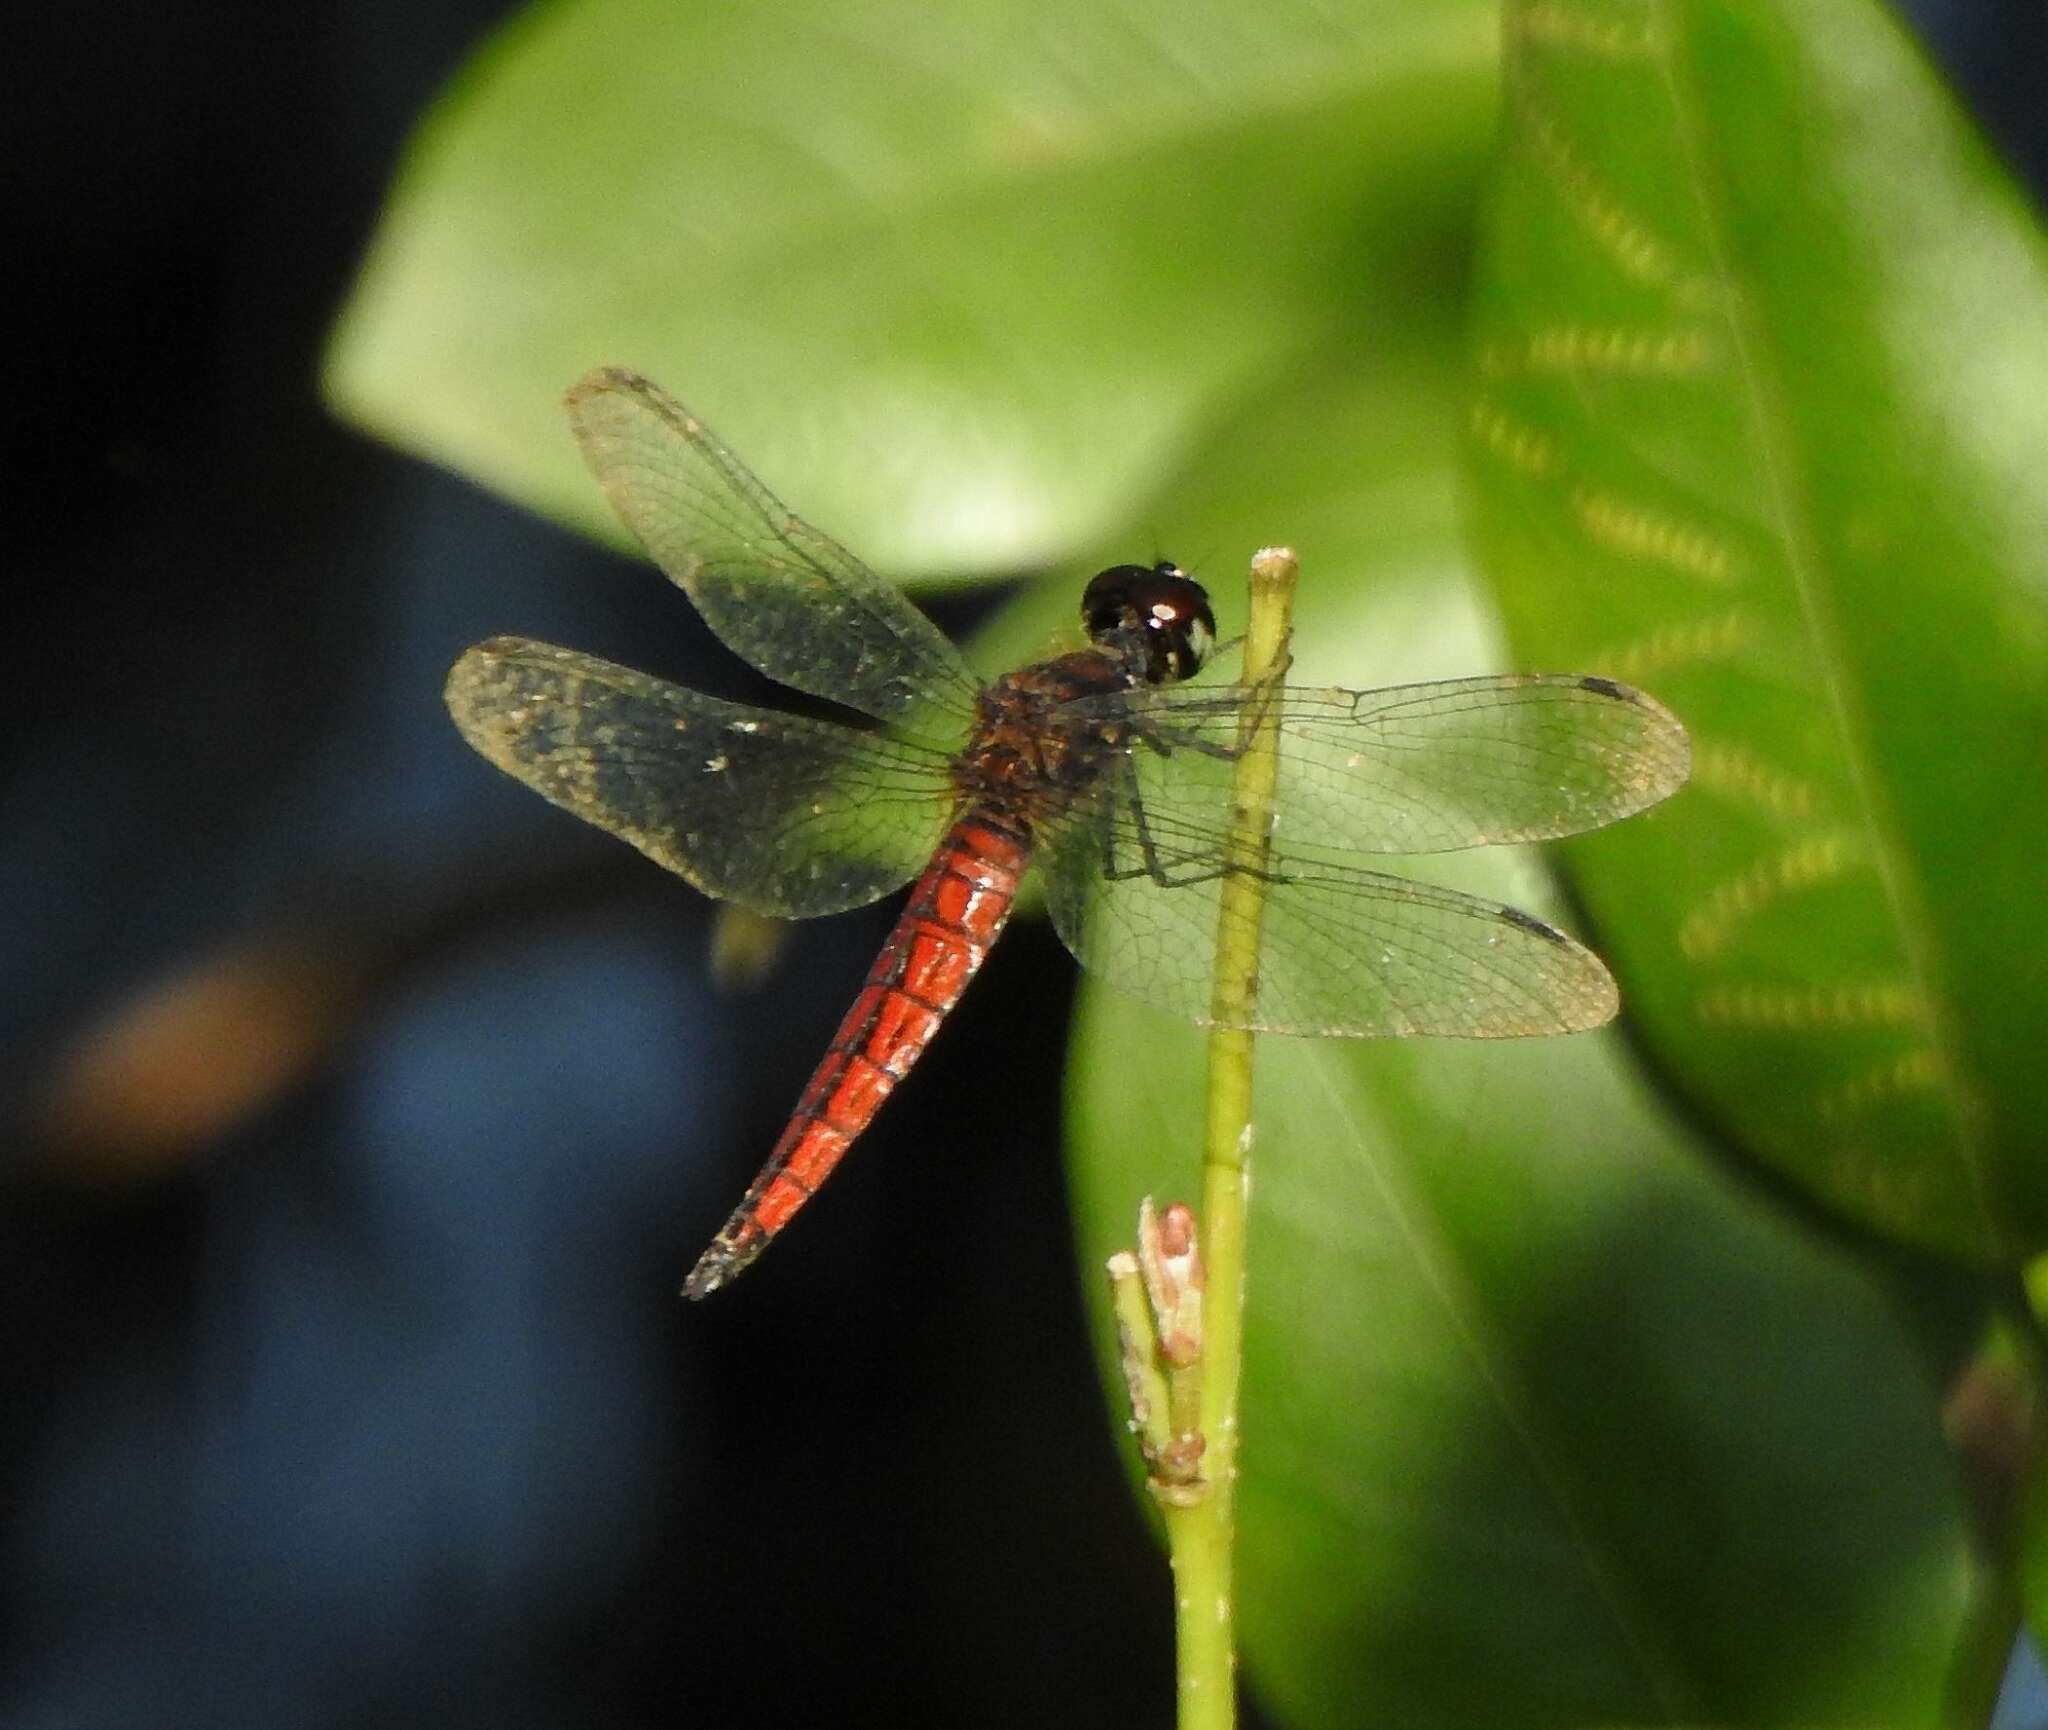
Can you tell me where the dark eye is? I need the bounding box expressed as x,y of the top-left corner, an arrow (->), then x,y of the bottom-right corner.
1081,563 -> 1217,684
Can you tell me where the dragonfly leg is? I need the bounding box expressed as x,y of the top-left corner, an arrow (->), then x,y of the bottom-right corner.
1129,669 -> 1289,767
1098,754 -> 1248,889
1128,720 -> 1238,764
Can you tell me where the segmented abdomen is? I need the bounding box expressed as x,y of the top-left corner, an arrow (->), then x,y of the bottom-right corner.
682,811 -> 1030,1298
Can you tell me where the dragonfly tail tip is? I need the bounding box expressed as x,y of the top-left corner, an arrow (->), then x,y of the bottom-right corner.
682,1230 -> 767,1300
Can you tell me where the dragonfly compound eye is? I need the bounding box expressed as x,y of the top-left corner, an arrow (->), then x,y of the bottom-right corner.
1082,562 -> 1218,684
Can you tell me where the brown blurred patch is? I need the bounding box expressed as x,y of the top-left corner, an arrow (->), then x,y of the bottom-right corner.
30,937 -> 365,1181
1944,1341 -> 2039,1555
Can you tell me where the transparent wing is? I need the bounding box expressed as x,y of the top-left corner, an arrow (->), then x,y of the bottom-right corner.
1039,787 -> 1618,1038
446,637 -> 957,917
564,368 -> 984,739
1061,673 -> 1690,855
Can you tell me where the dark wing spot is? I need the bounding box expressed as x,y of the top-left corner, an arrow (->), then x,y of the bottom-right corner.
1498,905 -> 1570,944
1578,675 -> 1629,701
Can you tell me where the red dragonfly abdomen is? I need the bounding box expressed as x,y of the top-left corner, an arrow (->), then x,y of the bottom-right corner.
682,810 -> 1032,1298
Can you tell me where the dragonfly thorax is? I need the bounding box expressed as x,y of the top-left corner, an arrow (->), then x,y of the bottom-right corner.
953,650 -> 1135,823
1081,561 -> 1215,685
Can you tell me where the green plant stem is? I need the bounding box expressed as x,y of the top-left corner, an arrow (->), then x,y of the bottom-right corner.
1161,547 -> 1297,1730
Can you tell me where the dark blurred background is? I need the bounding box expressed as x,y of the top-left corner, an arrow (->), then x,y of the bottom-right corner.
3,2 -> 2044,1727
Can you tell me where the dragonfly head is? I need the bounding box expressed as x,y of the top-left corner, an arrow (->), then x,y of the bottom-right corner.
1082,561 -> 1216,685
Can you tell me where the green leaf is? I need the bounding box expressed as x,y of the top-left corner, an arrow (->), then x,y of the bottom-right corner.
323,0 -> 1496,581
1464,0 -> 2048,1263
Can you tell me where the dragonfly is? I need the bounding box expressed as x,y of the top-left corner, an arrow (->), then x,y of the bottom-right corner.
447,369 -> 1690,1297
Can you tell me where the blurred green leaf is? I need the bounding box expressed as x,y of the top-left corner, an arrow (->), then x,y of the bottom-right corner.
1464,0 -> 2048,1263
1065,352 -> 1976,1724
325,0 -> 1495,581
964,319 -> 1477,686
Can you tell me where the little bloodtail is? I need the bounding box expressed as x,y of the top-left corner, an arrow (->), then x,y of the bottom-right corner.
681,561 -> 1217,1297
682,811 -> 1029,1298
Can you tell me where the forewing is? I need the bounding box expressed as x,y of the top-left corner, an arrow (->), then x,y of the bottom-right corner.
564,368 -> 982,738
446,637 -> 955,917
1068,673 -> 1689,855
1040,792 -> 1618,1038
